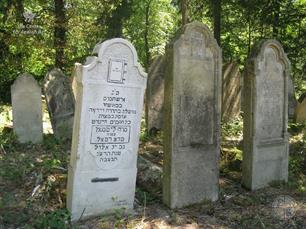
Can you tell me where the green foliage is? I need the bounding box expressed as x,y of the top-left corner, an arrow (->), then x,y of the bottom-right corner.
33,209 -> 71,229
135,187 -> 157,205
140,131 -> 149,142
140,119 -> 149,142
124,0 -> 178,69
0,0 -> 305,102
287,122 -> 306,192
221,115 -> 243,139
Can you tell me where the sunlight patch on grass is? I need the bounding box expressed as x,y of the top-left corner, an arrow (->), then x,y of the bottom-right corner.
0,105 -> 12,127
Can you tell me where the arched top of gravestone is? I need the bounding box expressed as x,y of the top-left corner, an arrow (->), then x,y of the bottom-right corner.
44,68 -> 66,87
248,39 -> 290,76
76,38 -> 147,85
169,21 -> 221,58
45,68 -> 65,81
11,73 -> 40,92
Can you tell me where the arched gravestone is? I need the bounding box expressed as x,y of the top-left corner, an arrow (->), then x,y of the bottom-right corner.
242,40 -> 290,190
145,55 -> 166,133
44,68 -> 75,140
163,22 -> 221,208
67,38 -> 147,221
11,73 -> 42,143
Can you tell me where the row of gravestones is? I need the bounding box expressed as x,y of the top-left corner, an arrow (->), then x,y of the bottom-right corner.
11,69 -> 75,143
11,38 -> 301,145
146,56 -> 243,134
10,22 -> 305,222
146,48 -> 299,134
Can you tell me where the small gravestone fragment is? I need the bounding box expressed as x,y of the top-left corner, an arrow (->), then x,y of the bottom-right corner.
146,55 -> 166,134
11,73 -> 43,143
67,38 -> 147,221
44,68 -> 75,139
222,61 -> 241,121
242,40 -> 290,190
163,22 -> 221,208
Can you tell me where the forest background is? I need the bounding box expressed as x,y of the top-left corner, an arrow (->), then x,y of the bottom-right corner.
0,0 -> 305,103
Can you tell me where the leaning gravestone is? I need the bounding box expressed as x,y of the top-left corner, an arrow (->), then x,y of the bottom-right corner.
44,68 -> 75,139
67,38 -> 147,221
163,22 -> 221,208
222,61 -> 241,121
11,73 -> 43,143
146,55 -> 166,133
242,40 -> 290,190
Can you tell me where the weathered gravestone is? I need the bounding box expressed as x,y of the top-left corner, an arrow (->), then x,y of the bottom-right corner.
146,55 -> 166,134
11,73 -> 43,143
222,61 -> 241,121
163,22 -> 221,208
67,38 -> 147,221
288,75 -> 297,119
242,40 -> 290,190
44,68 -> 75,139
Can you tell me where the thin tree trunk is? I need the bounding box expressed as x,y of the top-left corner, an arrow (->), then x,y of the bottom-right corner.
248,17 -> 251,55
54,0 -> 67,69
14,0 -> 24,72
105,0 -> 132,39
272,0 -> 280,38
212,0 -> 221,45
181,0 -> 188,26
14,0 -> 24,23
144,0 -> 152,71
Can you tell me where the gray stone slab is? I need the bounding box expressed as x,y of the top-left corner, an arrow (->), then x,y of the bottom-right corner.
11,73 -> 42,143
222,61 -> 241,121
67,38 -> 147,221
44,68 -> 75,140
288,75 -> 297,119
146,55 -> 166,133
163,22 -> 221,208
242,39 -> 290,190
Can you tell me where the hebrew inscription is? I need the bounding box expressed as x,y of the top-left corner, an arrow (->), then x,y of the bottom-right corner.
86,86 -> 140,169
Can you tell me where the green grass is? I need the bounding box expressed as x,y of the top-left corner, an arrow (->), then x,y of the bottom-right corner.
0,116 -> 70,228
33,209 -> 72,229
221,115 -> 243,139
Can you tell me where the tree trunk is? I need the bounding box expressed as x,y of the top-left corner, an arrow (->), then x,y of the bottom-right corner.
14,0 -> 24,23
106,0 -> 132,39
247,17 -> 251,55
212,0 -> 221,46
54,0 -> 67,69
272,0 -> 280,38
181,0 -> 188,26
144,0 -> 152,71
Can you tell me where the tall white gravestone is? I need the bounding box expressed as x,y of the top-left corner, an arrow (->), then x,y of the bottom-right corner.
67,38 -> 147,221
163,22 -> 221,208
11,73 -> 43,143
242,40 -> 290,190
